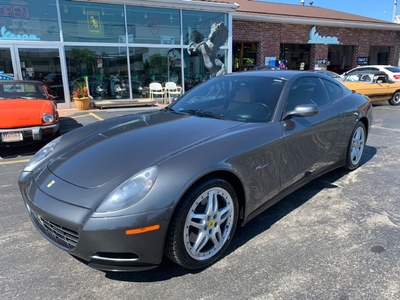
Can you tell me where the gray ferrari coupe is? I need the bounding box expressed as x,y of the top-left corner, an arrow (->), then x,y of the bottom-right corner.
19,71 -> 373,272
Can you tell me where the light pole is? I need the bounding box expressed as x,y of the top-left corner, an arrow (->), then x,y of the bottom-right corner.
394,0 -> 398,22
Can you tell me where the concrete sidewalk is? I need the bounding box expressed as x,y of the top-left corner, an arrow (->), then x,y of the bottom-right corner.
58,103 -> 167,117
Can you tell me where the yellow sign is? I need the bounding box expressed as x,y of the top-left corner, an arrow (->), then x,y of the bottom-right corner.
87,11 -> 101,34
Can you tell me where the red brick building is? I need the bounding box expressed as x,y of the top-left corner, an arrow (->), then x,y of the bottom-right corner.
226,0 -> 400,72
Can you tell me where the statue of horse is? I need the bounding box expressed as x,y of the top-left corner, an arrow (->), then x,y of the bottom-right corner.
187,22 -> 229,77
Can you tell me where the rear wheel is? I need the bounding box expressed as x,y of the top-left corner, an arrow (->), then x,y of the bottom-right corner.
389,91 -> 400,106
165,177 -> 238,269
343,121 -> 366,171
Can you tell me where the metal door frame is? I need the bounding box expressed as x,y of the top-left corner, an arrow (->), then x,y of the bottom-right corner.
4,43 -> 70,108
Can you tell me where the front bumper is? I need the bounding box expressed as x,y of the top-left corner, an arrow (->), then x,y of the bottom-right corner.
19,171 -> 172,272
0,123 -> 59,146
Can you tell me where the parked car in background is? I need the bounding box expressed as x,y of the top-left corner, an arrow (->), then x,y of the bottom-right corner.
341,71 -> 400,105
254,65 -> 278,71
311,70 -> 344,82
0,80 -> 59,146
343,65 -> 400,82
19,71 -> 373,272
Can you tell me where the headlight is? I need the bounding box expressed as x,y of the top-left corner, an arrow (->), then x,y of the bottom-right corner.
24,136 -> 61,171
96,166 -> 158,213
42,113 -> 55,123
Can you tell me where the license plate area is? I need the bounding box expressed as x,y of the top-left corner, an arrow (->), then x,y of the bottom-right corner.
2,131 -> 23,142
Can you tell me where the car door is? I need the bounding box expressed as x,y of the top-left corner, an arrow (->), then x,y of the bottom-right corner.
363,74 -> 392,101
375,74 -> 396,100
279,77 -> 345,191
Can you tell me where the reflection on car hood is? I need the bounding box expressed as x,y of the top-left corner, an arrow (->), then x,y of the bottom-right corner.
0,99 -> 54,128
47,111 -> 243,188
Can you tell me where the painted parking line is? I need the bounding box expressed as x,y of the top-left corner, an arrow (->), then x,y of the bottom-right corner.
70,112 -> 104,121
89,112 -> 104,121
0,158 -> 30,165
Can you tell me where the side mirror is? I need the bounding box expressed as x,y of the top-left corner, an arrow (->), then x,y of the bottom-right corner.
283,104 -> 319,120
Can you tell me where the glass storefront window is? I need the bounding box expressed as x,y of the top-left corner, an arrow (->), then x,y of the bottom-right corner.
60,0 -> 125,43
129,47 -> 178,98
182,10 -> 228,46
65,46 -> 129,100
0,0 -> 59,41
184,49 -> 228,91
125,6 -> 180,45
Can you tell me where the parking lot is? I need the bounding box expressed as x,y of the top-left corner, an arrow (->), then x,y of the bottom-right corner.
0,103 -> 399,300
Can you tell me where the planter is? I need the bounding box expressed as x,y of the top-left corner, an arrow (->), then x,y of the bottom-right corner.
73,97 -> 91,110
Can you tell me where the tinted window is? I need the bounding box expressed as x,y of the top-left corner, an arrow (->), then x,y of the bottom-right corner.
321,79 -> 342,102
385,67 -> 400,72
287,77 -> 330,109
170,76 -> 285,122
349,67 -> 367,74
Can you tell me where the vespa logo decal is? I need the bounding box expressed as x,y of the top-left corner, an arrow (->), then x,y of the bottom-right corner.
0,25 -> 40,41
308,26 -> 339,45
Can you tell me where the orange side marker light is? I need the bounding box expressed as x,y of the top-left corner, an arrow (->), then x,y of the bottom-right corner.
125,224 -> 160,235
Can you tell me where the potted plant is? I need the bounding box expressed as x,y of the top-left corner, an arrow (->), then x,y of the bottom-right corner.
73,82 -> 90,110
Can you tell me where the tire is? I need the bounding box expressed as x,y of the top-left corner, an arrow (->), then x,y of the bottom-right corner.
343,121 -> 366,171
165,177 -> 238,269
389,91 -> 400,106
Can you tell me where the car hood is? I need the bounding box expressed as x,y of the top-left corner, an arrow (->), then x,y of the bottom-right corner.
47,111 -> 243,188
0,99 -> 54,128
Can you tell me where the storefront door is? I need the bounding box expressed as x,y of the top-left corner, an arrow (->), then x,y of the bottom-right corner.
1,45 -> 69,107
0,45 -> 18,79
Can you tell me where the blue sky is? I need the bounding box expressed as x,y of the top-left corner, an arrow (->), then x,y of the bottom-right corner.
258,0 -> 397,22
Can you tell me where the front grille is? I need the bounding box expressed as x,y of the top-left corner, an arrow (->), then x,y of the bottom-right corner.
31,210 -> 79,249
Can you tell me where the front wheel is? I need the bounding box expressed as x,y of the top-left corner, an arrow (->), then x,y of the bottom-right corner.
343,121 -> 366,171
389,91 -> 400,106
165,177 -> 238,269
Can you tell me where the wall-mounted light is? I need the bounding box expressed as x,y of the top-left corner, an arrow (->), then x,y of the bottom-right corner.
82,7 -> 86,15
121,9 -> 124,17
199,16 -> 202,22
170,14 -> 173,22
102,9 -> 105,16
64,5 -> 68,13
144,11 -> 147,19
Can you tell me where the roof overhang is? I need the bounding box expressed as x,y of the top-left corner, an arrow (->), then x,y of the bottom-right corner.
233,13 -> 400,31
71,0 -> 239,13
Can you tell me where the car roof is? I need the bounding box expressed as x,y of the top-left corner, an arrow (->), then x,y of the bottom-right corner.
227,70 -> 312,79
345,71 -> 387,76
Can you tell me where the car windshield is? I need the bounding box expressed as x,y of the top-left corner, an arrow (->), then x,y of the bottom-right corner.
343,73 -> 374,83
169,75 -> 285,122
0,82 -> 50,100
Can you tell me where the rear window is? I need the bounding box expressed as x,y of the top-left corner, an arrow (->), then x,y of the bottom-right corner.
384,67 -> 400,73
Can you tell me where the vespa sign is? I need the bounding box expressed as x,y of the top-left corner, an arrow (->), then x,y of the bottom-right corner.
308,26 -> 339,45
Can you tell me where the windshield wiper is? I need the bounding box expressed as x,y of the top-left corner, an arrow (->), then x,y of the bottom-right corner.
180,109 -> 225,120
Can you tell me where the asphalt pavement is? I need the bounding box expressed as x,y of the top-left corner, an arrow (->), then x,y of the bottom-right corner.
0,102 -> 399,300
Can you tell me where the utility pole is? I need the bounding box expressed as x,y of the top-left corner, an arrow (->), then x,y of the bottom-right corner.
394,0 -> 398,22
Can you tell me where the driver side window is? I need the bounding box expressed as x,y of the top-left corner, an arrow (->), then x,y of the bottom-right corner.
287,77 -> 330,110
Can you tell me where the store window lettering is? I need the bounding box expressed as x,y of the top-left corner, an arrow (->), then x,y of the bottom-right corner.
0,5 -> 29,19
0,25 -> 40,40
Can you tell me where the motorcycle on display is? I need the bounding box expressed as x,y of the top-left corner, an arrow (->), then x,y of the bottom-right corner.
112,79 -> 128,98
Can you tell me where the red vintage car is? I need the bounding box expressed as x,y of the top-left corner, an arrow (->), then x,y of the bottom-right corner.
0,80 -> 60,147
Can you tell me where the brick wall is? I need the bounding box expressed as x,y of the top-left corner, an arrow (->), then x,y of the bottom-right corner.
233,21 -> 400,69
